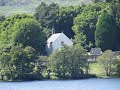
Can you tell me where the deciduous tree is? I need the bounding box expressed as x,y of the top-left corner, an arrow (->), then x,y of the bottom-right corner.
97,50 -> 115,76
95,10 -> 117,50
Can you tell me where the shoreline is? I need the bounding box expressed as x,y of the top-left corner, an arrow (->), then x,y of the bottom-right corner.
0,77 -> 119,82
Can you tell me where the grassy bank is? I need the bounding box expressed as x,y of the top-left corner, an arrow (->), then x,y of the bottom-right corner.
89,62 -> 113,78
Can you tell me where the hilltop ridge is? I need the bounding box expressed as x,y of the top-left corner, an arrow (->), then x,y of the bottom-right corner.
0,0 -> 92,16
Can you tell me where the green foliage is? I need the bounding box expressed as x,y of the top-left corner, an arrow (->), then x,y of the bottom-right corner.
92,0 -> 103,3
72,3 -> 107,50
0,15 -> 5,23
34,2 -> 59,29
0,14 -> 33,30
113,2 -> 120,49
54,6 -> 83,38
34,2 -> 60,38
114,57 -> 120,77
0,1 -> 120,81
36,56 -> 49,79
35,3 -> 83,38
95,10 -> 117,50
0,14 -> 46,54
0,51 -> 12,80
105,0 -> 114,2
97,50 -> 115,76
13,18 -> 46,53
0,45 -> 40,81
49,44 -> 88,79
0,14 -> 33,40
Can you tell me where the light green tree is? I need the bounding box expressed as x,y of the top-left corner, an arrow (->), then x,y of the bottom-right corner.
13,18 -> 46,53
97,50 -> 115,76
49,44 -> 88,79
0,14 -> 46,54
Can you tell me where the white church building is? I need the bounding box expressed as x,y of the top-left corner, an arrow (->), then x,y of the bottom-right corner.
46,33 -> 73,55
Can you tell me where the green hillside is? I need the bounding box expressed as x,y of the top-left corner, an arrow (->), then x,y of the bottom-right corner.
0,0 -> 92,16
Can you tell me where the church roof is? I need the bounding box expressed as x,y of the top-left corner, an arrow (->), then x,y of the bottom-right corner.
47,33 -> 61,44
47,33 -> 72,44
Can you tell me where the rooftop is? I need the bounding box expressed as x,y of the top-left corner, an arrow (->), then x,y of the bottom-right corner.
47,33 -> 64,44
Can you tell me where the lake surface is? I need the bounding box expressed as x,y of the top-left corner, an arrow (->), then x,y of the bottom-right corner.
0,78 -> 120,90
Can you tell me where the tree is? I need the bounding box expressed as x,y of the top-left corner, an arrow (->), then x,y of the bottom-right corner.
48,44 -> 88,79
35,3 -> 83,39
0,14 -> 46,54
72,4 -> 106,50
0,51 -> 13,80
0,14 -> 33,44
114,56 -> 120,77
0,15 -> 5,23
111,1 -> 120,50
69,44 -> 88,79
54,6 -> 83,38
105,0 -> 115,3
34,2 -> 60,39
95,10 -> 117,50
97,50 -> 115,76
34,2 -> 59,29
36,56 -> 49,79
13,18 -> 46,54
92,0 -> 102,3
0,45 -> 41,81
48,45 -> 71,79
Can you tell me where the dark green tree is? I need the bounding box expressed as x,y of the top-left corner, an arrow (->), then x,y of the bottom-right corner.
72,4 -> 107,50
54,6 -> 83,38
95,10 -> 117,50
0,45 -> 42,81
0,51 -> 13,80
34,2 -> 59,29
0,15 -> 5,23
110,0 -> 120,49
92,0 -> 102,3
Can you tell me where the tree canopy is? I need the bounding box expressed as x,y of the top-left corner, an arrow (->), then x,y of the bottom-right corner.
0,45 -> 39,80
13,18 -> 46,53
72,3 -> 107,50
49,44 -> 88,79
0,14 -> 46,54
34,2 -> 59,29
95,10 -> 117,50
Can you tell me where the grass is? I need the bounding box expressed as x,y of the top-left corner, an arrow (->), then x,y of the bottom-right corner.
89,62 -> 110,78
0,0 -> 92,16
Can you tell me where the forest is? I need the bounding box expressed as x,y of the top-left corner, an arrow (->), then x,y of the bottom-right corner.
0,0 -> 120,81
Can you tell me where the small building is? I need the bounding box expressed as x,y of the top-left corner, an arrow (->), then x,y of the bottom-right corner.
89,48 -> 102,56
46,33 -> 73,55
88,47 -> 102,61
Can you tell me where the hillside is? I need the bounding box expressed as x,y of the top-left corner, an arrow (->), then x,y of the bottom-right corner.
0,0 -> 92,16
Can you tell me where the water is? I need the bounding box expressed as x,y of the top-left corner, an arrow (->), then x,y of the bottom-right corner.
0,78 -> 120,90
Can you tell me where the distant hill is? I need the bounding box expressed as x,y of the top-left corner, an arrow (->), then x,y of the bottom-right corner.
0,0 -> 92,16
0,0 -> 31,6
